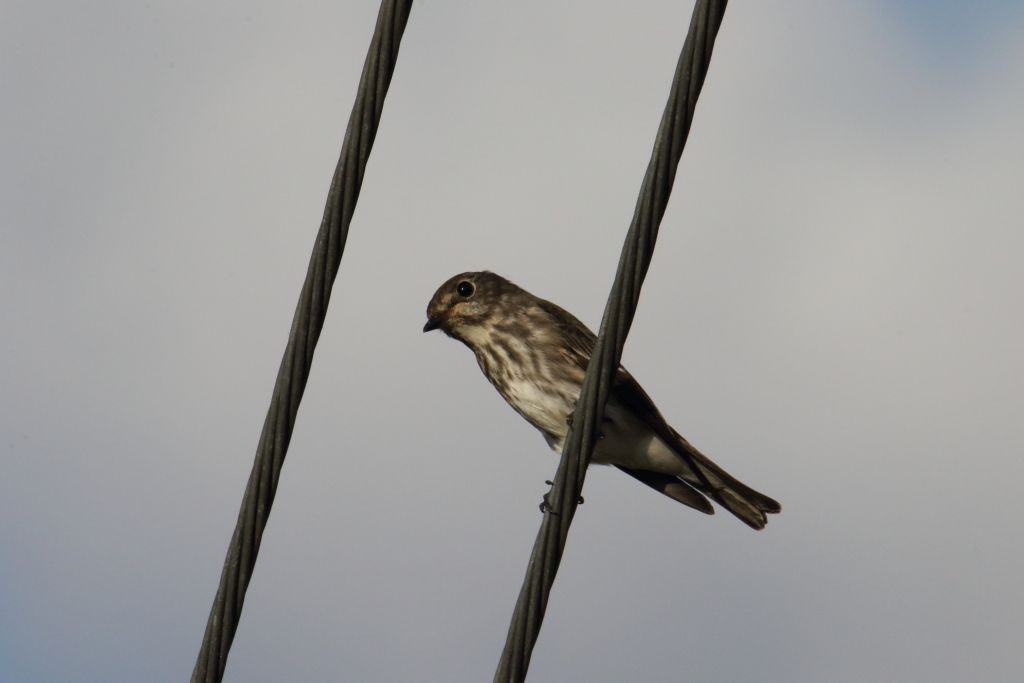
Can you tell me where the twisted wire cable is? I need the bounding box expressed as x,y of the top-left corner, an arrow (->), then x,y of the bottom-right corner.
189,2 -> 414,681
492,1 -> 729,681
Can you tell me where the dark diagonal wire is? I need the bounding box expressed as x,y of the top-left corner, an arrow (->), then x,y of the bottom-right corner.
189,2 -> 414,682
492,1 -> 729,681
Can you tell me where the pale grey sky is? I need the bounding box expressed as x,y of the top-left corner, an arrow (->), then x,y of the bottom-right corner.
1,2 -> 1022,682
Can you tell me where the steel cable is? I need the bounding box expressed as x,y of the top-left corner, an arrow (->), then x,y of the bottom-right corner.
492,1 -> 729,681
189,2 -> 414,681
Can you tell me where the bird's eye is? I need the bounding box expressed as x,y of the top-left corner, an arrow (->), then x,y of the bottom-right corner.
456,281 -> 475,297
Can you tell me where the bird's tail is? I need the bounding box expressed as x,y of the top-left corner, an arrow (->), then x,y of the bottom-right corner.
671,428 -> 781,530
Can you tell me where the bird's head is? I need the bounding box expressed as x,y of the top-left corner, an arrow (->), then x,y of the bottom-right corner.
423,271 -> 521,339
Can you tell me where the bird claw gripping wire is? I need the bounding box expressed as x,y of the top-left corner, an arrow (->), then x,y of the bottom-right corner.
565,414 -> 606,440
539,481 -> 583,513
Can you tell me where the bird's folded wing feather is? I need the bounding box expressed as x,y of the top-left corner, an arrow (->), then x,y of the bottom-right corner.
537,298 -> 714,486
539,298 -> 780,528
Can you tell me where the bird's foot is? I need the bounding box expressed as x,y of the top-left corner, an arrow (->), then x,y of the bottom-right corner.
539,490 -> 556,514
539,481 -> 555,513
565,400 -> 579,426
565,411 -> 606,439
539,480 -> 583,513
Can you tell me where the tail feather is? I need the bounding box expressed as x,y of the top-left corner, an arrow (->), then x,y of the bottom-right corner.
667,428 -> 781,530
686,446 -> 781,513
716,487 -> 770,530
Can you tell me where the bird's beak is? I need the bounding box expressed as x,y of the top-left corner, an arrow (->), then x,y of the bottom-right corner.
423,311 -> 447,333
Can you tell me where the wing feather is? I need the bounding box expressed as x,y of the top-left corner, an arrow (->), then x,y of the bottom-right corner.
536,298 -> 780,529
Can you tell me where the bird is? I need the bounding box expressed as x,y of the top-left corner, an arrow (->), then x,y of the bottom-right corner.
423,271 -> 781,530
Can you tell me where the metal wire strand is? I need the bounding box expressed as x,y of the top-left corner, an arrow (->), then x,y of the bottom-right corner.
189,2 -> 414,682
492,1 -> 729,681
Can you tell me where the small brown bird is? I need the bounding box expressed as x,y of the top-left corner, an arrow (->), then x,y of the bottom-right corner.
424,271 -> 780,529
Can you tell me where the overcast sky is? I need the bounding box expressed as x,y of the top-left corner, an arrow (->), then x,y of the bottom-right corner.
1,2 -> 1021,682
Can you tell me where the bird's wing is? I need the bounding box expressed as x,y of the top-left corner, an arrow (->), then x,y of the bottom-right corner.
535,298 -> 597,370
536,298 -> 695,466
538,298 -> 779,529
613,370 -> 780,529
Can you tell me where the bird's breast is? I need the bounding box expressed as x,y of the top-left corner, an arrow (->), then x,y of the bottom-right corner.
467,326 -> 580,444
502,374 -> 579,442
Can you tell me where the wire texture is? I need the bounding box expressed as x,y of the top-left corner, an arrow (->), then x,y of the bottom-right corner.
492,1 -> 729,681
189,2 -> 414,681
